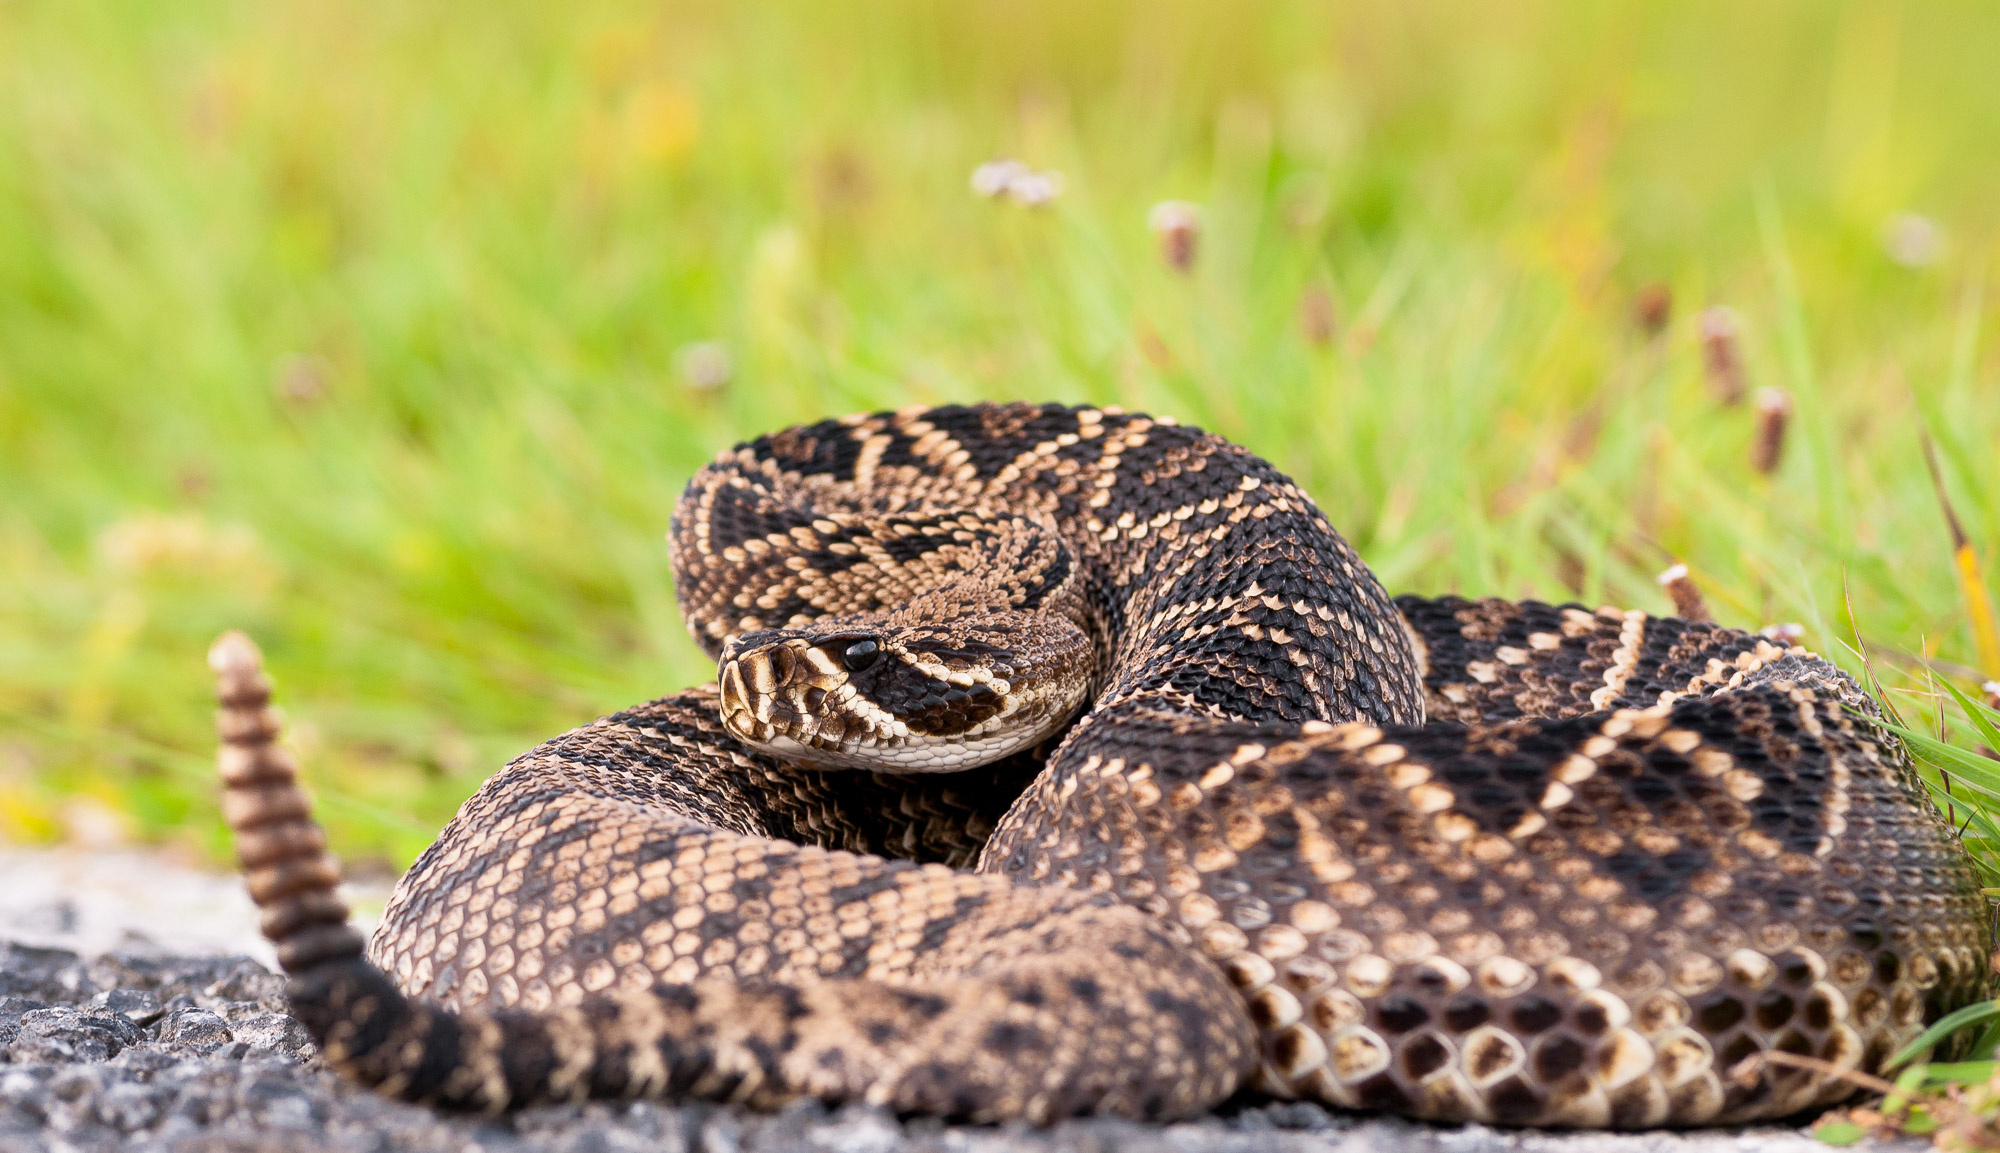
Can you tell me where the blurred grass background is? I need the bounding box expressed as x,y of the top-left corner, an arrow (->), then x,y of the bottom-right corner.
3,0 -> 1999,871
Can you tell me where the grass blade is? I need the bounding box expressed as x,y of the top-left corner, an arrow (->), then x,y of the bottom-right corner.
1888,724 -> 2000,802
1936,673 -> 2000,755
1923,431 -> 2000,678
1887,1000 -> 2000,1070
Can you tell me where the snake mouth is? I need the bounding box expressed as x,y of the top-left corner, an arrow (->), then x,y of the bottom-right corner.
716,635 -> 1072,772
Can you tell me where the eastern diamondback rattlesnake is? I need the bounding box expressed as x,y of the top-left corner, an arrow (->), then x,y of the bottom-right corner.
211,402 -> 1991,1127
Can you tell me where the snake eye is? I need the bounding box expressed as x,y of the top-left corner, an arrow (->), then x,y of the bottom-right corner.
840,638 -> 881,672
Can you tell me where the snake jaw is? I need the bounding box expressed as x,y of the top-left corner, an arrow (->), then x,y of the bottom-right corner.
716,627 -> 1088,773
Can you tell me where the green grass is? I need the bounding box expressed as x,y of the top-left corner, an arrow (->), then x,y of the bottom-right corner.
4,0 -> 2000,890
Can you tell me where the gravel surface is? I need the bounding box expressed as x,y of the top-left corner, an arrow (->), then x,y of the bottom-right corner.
0,849 -> 1913,1152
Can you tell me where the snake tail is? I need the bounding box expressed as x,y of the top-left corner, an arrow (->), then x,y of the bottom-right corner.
209,631 -> 1248,1119
211,630 -> 500,1105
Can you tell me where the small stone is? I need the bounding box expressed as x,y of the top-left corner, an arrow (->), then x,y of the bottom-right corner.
239,1071 -> 326,1128
109,1047 -> 177,1076
203,962 -> 284,1006
812,1104 -> 904,1153
0,997 -> 48,1047
0,1067 -> 53,1132
95,1080 -> 168,1132
47,1064 -> 107,1103
166,1082 -> 236,1126
700,1109 -> 746,1153
230,1014 -> 314,1062
1227,1099 -> 1348,1130
152,1007 -> 233,1056
0,943 -> 91,1001
88,952 -> 263,1004
88,988 -> 164,1027
10,1007 -> 141,1064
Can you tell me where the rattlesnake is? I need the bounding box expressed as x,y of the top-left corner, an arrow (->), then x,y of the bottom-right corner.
211,401 -> 1991,1128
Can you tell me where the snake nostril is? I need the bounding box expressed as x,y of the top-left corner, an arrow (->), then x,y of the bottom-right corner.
769,643 -> 798,683
744,650 -> 780,694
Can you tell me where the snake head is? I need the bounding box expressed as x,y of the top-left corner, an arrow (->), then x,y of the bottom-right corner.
715,615 -> 1090,772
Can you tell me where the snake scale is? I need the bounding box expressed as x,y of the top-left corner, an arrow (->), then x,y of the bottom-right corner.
211,401 -> 1992,1128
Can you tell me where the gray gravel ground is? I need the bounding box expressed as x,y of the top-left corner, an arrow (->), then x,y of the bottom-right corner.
0,849 -> 1916,1152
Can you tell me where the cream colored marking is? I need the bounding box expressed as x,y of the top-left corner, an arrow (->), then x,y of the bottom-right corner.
1660,729 -> 1701,754
1596,1029 -> 1655,1091
1545,956 -> 1601,992
1689,747 -> 1732,776
1329,1028 -> 1391,1082
1589,610 -> 1648,710
1560,607 -> 1600,637
1553,755 -> 1597,784
1322,725 -> 1382,751
1477,955 -> 1535,996
1344,954 -> 1393,997
1385,762 -> 1431,789
1726,948 -> 1776,989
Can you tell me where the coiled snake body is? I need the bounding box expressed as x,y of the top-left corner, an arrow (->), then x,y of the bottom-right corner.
212,402 -> 1991,1128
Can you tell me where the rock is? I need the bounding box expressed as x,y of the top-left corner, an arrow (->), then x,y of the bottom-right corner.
807,1104 -> 904,1153
86,952 -> 264,1004
1227,1100 -> 1350,1131
237,1069 -> 325,1128
0,998 -> 47,1048
95,1080 -> 168,1132
110,1046 -> 179,1076
228,1014 -> 313,1062
8,1006 -> 142,1063
88,988 -> 164,1027
152,1007 -> 233,1055
0,1067 -> 52,1131
203,963 -> 285,1006
0,944 -> 91,1001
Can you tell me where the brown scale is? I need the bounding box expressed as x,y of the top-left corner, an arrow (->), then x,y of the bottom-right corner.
212,403 -> 1992,1129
